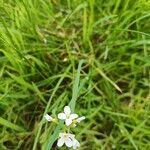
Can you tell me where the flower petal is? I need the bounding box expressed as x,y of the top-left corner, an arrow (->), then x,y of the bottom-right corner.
70,114 -> 78,120
68,133 -> 75,139
73,139 -> 80,149
58,113 -> 66,120
65,137 -> 73,147
44,114 -> 53,122
73,124 -> 77,127
57,137 -> 65,147
65,118 -> 72,126
64,106 -> 71,115
77,116 -> 85,123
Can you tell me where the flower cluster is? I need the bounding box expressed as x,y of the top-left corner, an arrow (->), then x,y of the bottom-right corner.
44,106 -> 85,149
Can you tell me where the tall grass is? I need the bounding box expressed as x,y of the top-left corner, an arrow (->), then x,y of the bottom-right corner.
0,0 -> 150,149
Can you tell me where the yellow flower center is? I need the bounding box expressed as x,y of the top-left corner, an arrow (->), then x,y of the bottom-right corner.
67,115 -> 70,119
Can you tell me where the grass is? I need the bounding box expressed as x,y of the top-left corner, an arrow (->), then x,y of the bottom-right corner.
0,0 -> 150,149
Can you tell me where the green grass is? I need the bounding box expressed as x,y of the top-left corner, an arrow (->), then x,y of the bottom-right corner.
0,0 -> 150,149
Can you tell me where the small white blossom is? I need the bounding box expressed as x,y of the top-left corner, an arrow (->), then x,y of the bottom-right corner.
72,138 -> 80,149
76,116 -> 85,123
63,58 -> 68,62
57,133 -> 74,148
44,114 -> 53,122
57,132 -> 80,149
73,116 -> 85,127
58,106 -> 78,126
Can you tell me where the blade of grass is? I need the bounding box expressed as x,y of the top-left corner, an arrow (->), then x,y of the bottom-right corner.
69,59 -> 85,111
94,60 -> 122,93
0,117 -> 24,132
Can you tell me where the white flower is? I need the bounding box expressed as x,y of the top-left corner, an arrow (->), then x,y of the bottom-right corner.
44,114 -> 53,122
72,138 -> 80,149
73,116 -> 85,127
57,132 -> 80,149
63,58 -> 68,62
57,133 -> 74,148
58,106 -> 78,126
76,116 -> 85,123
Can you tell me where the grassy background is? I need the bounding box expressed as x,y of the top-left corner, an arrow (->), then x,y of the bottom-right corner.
0,0 -> 150,149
